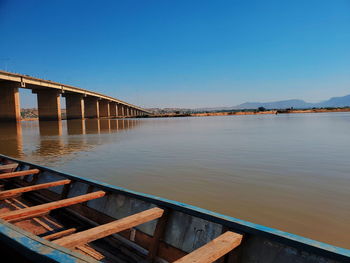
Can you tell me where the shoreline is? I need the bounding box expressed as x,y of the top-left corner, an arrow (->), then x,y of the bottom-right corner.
20,107 -> 350,121
147,107 -> 350,118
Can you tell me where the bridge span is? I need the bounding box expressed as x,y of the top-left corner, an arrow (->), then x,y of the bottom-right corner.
0,70 -> 151,121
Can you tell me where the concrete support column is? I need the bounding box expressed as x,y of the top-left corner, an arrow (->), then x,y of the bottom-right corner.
125,106 -> 130,117
122,105 -> 126,116
99,100 -> 110,118
84,97 -> 99,118
110,102 -> 117,117
35,90 -> 61,121
65,93 -> 84,120
0,83 -> 21,122
117,104 -> 122,117
120,105 -> 125,116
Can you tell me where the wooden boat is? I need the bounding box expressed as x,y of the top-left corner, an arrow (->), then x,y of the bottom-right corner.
0,154 -> 348,263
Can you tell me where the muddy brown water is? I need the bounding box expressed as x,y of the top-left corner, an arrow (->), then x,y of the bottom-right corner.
0,113 -> 349,249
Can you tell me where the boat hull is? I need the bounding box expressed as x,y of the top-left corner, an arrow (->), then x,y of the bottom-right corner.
0,154 -> 349,263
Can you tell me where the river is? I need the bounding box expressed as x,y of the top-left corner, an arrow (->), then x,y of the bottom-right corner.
0,112 -> 349,248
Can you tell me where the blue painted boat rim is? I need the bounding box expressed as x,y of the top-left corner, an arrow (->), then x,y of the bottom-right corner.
1,154 -> 349,261
0,218 -> 98,263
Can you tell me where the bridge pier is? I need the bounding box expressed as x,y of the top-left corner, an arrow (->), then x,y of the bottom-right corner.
125,106 -> 130,117
84,97 -> 99,118
99,100 -> 110,118
122,105 -> 127,117
34,90 -> 62,121
117,104 -> 124,117
0,83 -> 21,122
65,93 -> 84,120
109,102 -> 117,117
120,105 -> 125,117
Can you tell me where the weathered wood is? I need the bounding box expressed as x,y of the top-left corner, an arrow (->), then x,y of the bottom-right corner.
173,231 -> 243,263
4,199 -> 53,230
0,190 -> 105,222
83,185 -> 95,205
43,228 -> 77,241
10,198 -> 63,229
0,179 -> 71,200
0,169 -> 40,179
28,187 -> 187,262
75,244 -> 105,260
0,163 -> 18,171
53,207 -> 164,248
7,211 -> 50,223
147,209 -> 170,261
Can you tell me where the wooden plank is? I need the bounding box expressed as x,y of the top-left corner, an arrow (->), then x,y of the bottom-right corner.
0,190 -> 105,222
0,163 -> 18,171
75,244 -> 105,261
24,187 -> 188,262
147,209 -> 170,261
0,179 -> 71,200
0,169 -> 40,179
53,207 -> 164,248
7,211 -> 50,223
10,198 -> 63,230
173,231 -> 243,263
43,228 -> 77,241
4,199 -> 53,230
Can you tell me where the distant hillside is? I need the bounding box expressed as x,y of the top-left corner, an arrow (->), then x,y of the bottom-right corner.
233,94 -> 350,110
315,95 -> 350,108
147,94 -> 350,113
234,99 -> 313,109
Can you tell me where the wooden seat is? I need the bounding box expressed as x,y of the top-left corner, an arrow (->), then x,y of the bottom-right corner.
173,231 -> 242,263
0,191 -> 105,222
0,169 -> 40,179
0,179 -> 71,200
43,228 -> 77,241
53,207 -> 164,248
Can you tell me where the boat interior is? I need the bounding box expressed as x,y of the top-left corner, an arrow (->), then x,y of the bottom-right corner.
0,156 -> 347,263
0,157 -> 243,263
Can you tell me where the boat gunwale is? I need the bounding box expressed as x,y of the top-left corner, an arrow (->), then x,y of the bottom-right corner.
0,154 -> 349,262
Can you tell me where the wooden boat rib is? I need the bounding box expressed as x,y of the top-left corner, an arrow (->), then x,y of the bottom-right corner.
0,154 -> 348,263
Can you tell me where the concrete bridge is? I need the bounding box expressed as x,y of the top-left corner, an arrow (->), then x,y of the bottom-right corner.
0,70 -> 151,122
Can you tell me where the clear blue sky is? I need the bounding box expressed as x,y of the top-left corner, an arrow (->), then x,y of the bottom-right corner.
0,0 -> 349,108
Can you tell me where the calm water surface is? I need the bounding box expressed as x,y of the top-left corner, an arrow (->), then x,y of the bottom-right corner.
0,113 -> 349,248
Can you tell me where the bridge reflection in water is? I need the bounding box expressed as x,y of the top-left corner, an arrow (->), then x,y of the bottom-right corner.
0,119 -> 142,161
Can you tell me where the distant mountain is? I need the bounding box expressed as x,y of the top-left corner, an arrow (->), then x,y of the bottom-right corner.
147,94 -> 350,113
315,95 -> 350,108
233,94 -> 350,110
234,99 -> 313,109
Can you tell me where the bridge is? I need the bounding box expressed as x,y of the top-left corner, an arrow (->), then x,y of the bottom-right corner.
0,70 -> 151,122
